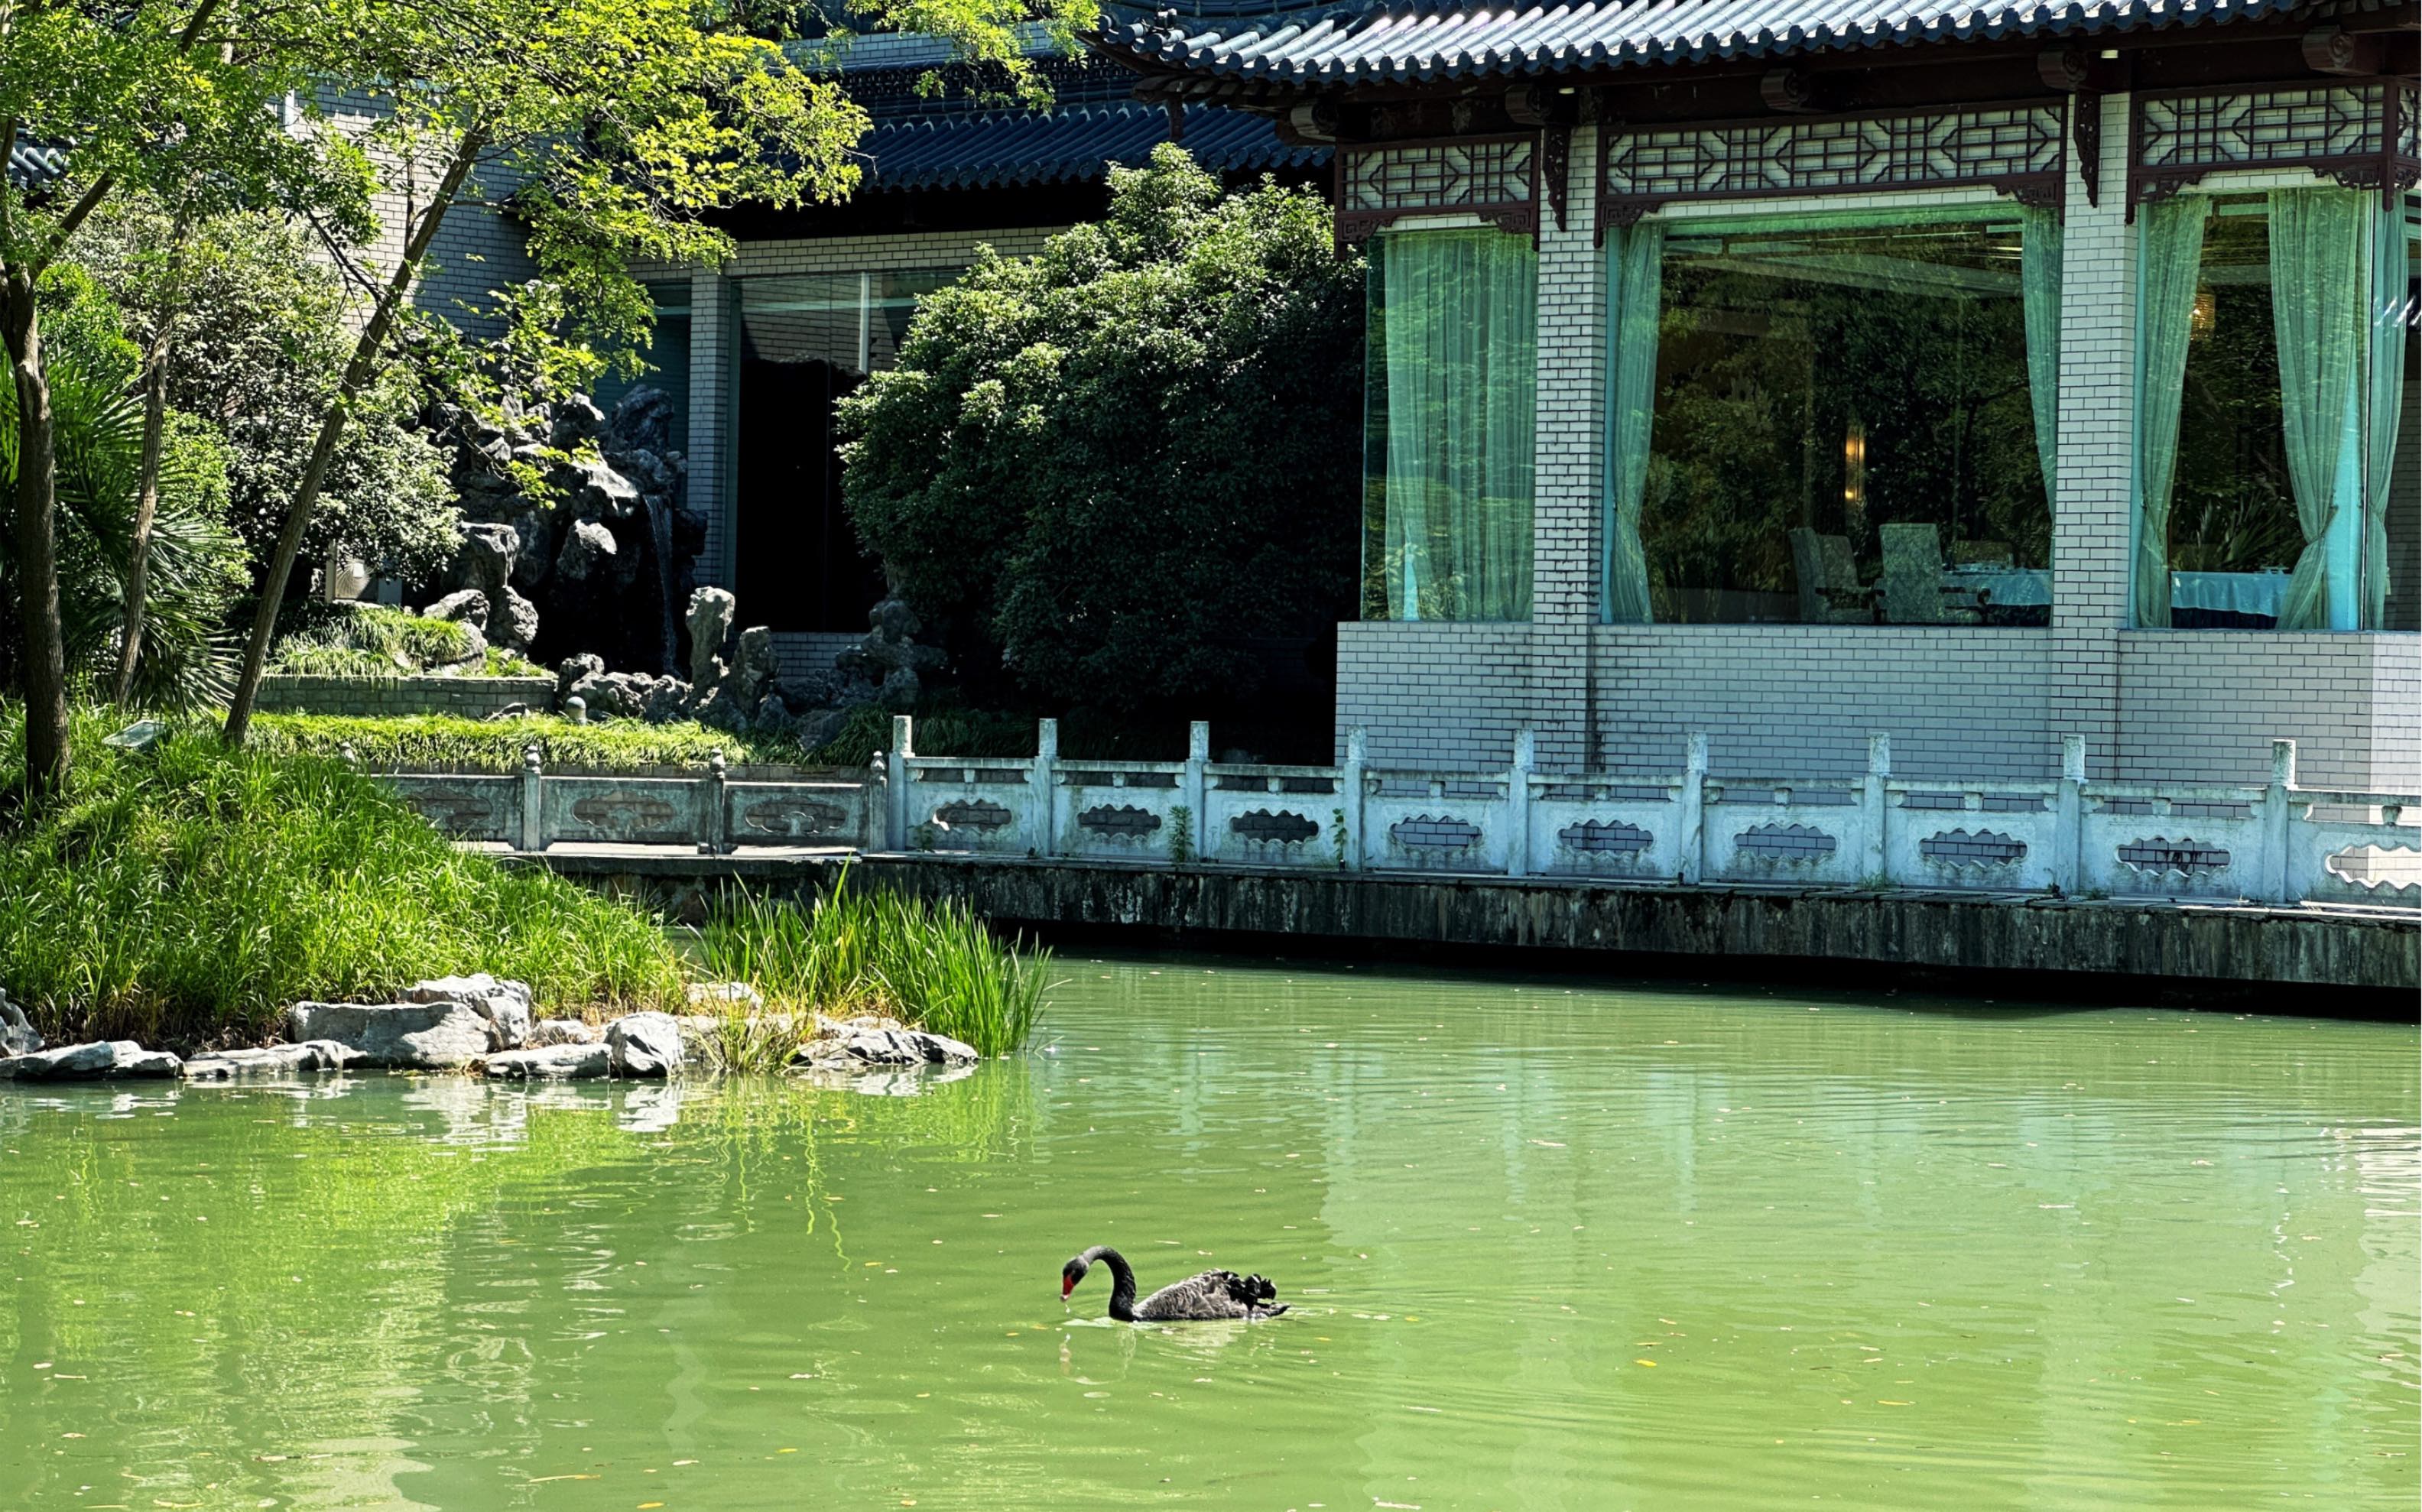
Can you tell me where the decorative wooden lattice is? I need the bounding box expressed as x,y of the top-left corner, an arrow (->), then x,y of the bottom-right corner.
2131,80 -> 2418,215
1597,104 -> 2063,238
1336,136 -> 1537,246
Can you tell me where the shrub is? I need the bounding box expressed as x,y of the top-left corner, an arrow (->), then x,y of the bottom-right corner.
838,145 -> 1363,713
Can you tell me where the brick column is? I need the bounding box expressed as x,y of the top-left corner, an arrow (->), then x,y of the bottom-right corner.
2047,92 -> 2134,778
1528,125 -> 1607,772
687,266 -> 735,590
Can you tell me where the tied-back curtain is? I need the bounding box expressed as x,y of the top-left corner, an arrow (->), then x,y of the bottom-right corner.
2268,187 -> 2368,631
1603,221 -> 1664,624
2019,206 -> 2063,513
2133,196 -> 2209,629
2362,200 -> 2410,630
1381,228 -> 1537,621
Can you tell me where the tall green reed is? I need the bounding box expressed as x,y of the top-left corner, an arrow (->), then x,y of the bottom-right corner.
690,868 -> 1050,1056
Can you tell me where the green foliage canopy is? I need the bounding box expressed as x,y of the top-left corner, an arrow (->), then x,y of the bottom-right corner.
73,202 -> 458,586
837,146 -> 1365,712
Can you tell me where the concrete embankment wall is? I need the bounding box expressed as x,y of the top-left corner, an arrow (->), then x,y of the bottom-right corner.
535,852 -> 2420,1001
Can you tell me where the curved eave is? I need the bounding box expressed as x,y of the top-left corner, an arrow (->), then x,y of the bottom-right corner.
1098,0 -> 2322,89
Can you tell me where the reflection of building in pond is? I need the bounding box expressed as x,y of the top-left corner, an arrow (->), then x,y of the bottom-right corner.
1104,4 -> 2419,788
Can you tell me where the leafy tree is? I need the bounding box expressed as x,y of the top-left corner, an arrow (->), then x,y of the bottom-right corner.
1,0 -> 324,795
838,145 -> 1364,713
74,202 -> 456,594
218,0 -> 903,745
0,274 -> 247,709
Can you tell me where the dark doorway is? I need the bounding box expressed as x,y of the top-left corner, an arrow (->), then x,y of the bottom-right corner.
732,355 -> 886,634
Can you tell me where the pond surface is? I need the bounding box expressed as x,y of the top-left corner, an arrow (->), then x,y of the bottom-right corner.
2,959 -> 2415,1510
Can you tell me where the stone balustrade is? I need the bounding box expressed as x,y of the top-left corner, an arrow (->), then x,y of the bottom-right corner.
373,716 -> 2420,908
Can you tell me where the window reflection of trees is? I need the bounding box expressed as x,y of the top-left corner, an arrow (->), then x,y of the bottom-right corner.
1646,225 -> 2048,624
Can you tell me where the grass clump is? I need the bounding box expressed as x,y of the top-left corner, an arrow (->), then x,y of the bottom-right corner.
248,712 -> 810,771
693,871 -> 1050,1058
268,602 -> 480,674
0,708 -> 686,1047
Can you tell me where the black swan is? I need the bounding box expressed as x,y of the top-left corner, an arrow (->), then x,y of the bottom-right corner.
1060,1245 -> 1288,1322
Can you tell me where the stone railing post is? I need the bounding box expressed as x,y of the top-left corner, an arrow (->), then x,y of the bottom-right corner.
1340,727 -> 1368,871
2053,734 -> 2086,894
1183,721 -> 1210,862
886,715 -> 914,852
699,748 -> 728,855
519,743 -> 544,853
1506,728 -> 1537,877
1033,718 -> 1060,858
1677,732 -> 1709,884
1862,731 -> 1892,884
2261,738 -> 2297,904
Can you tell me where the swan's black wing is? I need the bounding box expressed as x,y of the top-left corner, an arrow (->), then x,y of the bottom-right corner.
1131,1270 -> 1288,1322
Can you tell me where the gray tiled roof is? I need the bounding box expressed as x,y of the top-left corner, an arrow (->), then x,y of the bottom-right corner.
861,100 -> 1324,189
6,138 -> 67,192
832,51 -> 1326,190
1102,0 -> 2310,85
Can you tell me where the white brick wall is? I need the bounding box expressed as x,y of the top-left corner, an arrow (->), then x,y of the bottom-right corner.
320,88 -> 540,338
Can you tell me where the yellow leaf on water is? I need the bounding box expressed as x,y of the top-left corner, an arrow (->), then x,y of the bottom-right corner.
1634,1359 -> 1657,1368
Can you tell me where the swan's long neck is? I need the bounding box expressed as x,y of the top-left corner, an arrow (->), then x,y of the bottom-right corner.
1083,1246 -> 1138,1321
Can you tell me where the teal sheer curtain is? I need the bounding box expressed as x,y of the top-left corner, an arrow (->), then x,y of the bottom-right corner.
2133,196 -> 2209,628
2020,206 -> 2063,513
1602,221 -> 1664,624
2268,187 -> 2368,631
2362,199 -> 2411,629
1380,228 -> 1537,621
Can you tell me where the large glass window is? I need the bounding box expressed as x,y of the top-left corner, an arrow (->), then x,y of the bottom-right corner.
2136,188 -> 2414,630
1361,228 -> 1537,622
1609,212 -> 2058,626
732,269 -> 961,634
592,280 -> 691,445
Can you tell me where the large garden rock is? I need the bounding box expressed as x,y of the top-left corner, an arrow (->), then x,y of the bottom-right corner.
530,1017 -> 601,1046
283,1001 -> 493,1069
424,589 -> 490,631
606,1011 -> 684,1078
183,1041 -> 360,1081
2,1040 -> 181,1080
402,975 -> 534,1050
686,587 -> 735,686
482,1043 -> 612,1080
554,519 -> 624,584
0,989 -> 41,1058
792,1026 -> 978,1070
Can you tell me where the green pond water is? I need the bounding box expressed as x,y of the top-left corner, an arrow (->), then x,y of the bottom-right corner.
2,959 -> 2416,1511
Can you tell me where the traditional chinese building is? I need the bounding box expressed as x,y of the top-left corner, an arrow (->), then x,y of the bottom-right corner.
635,31 -> 1325,677
1096,0 -> 2419,787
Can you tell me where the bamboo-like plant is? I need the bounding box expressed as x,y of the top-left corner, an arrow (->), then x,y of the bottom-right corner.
0,350 -> 245,710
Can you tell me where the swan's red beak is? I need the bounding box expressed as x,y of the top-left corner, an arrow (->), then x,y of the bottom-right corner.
1061,1275 -> 1076,1299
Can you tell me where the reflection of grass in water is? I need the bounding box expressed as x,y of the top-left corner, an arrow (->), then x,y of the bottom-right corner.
673,1059 -> 1039,1261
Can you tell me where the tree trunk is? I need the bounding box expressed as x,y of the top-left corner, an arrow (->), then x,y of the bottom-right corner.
222,124 -> 489,748
112,338 -> 174,704
4,271 -> 72,800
